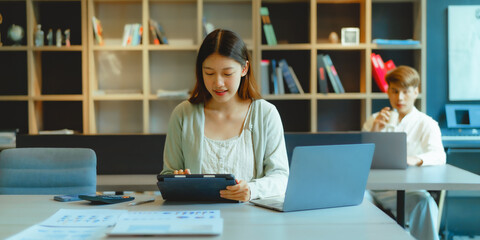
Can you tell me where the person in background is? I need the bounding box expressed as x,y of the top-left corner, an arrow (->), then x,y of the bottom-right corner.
160,29 -> 289,203
363,65 -> 446,240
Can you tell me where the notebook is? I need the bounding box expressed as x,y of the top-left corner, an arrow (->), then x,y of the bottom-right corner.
250,143 -> 375,212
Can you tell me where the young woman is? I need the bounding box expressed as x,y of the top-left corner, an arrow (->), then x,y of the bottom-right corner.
161,29 -> 289,202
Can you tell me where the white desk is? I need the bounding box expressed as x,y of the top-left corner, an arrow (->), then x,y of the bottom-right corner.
367,164 -> 480,226
97,164 -> 480,192
0,194 -> 412,240
97,164 -> 480,228
367,164 -> 480,191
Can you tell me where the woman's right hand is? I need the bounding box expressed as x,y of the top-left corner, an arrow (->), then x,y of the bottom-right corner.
173,169 -> 191,175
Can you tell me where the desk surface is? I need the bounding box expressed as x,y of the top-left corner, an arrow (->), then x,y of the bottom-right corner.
0,194 -> 412,240
97,164 -> 480,192
367,164 -> 480,191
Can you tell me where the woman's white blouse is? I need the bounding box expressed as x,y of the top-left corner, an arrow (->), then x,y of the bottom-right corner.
202,105 -> 256,182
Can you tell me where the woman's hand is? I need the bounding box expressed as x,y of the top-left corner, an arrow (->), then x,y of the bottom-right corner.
173,169 -> 191,174
371,107 -> 391,132
220,180 -> 250,202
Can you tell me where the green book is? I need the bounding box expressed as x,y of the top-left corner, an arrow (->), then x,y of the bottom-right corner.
260,7 -> 277,45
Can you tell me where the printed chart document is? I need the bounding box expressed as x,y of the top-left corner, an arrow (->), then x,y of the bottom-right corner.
6,225 -> 107,240
6,209 -> 127,240
40,209 -> 127,227
109,210 -> 223,236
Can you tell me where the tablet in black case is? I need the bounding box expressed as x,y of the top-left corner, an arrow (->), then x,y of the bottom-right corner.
157,174 -> 237,203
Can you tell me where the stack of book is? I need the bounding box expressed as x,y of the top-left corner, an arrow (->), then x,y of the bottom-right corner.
260,58 -> 304,95
149,19 -> 168,45
317,54 -> 345,94
122,23 -> 142,46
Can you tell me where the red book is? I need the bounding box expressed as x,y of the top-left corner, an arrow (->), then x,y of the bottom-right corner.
371,53 -> 395,93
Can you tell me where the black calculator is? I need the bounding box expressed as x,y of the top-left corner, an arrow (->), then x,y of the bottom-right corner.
78,194 -> 135,204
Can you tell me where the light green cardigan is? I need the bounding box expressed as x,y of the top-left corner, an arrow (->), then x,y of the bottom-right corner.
161,99 -> 289,199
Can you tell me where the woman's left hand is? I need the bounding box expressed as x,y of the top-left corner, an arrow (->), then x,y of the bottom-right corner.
220,180 -> 250,202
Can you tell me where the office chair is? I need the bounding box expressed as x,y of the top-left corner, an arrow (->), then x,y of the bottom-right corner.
0,148 -> 97,195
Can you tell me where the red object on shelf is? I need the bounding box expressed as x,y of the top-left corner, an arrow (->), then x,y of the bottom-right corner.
371,53 -> 396,93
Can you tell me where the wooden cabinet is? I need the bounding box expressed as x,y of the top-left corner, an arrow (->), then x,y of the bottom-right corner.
0,0 -> 426,134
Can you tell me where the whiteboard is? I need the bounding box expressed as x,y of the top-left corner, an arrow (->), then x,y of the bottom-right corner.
448,5 -> 480,101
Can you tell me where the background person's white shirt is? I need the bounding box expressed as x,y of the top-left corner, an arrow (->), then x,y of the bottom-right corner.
363,107 -> 446,166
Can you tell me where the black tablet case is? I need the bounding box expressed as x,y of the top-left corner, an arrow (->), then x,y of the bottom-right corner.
157,174 -> 237,203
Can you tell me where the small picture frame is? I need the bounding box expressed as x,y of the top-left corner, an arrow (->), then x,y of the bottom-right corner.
341,27 -> 359,45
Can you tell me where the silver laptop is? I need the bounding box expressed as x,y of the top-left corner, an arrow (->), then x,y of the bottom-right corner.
250,143 -> 375,212
361,132 -> 407,169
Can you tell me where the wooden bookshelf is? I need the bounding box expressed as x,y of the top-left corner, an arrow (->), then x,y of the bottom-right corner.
0,0 -> 426,134
0,0 -> 88,134
256,0 -> 426,132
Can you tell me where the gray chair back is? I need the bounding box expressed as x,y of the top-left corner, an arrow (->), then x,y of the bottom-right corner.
0,148 -> 96,195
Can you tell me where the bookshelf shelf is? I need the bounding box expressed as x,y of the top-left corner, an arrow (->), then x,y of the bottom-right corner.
32,95 -> 85,101
315,43 -> 368,50
148,45 -> 199,51
0,0 -> 426,134
315,93 -> 368,99
264,94 -> 313,100
261,44 -> 312,50
93,94 -> 144,100
0,47 -> 29,51
32,46 -> 84,51
0,96 -> 30,101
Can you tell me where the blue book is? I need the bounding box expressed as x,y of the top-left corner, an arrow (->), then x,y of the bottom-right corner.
372,39 -> 420,45
270,59 -> 279,94
317,54 -> 328,94
322,54 -> 345,94
279,59 -> 300,94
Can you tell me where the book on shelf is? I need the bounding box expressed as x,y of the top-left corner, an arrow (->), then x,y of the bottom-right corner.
276,66 -> 285,94
149,20 -> 160,45
260,7 -> 277,46
150,19 -> 168,44
270,59 -> 279,94
122,24 -> 132,46
288,66 -> 304,94
202,17 -> 215,38
260,60 -> 271,95
121,23 -> 142,46
372,39 -> 420,45
92,16 -> 104,46
322,54 -> 345,94
370,53 -> 396,93
278,59 -> 300,94
316,54 -> 328,94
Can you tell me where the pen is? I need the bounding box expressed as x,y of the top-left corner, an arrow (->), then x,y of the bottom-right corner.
128,198 -> 155,206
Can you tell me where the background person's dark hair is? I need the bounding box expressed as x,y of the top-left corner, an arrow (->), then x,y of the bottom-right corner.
189,29 -> 261,104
